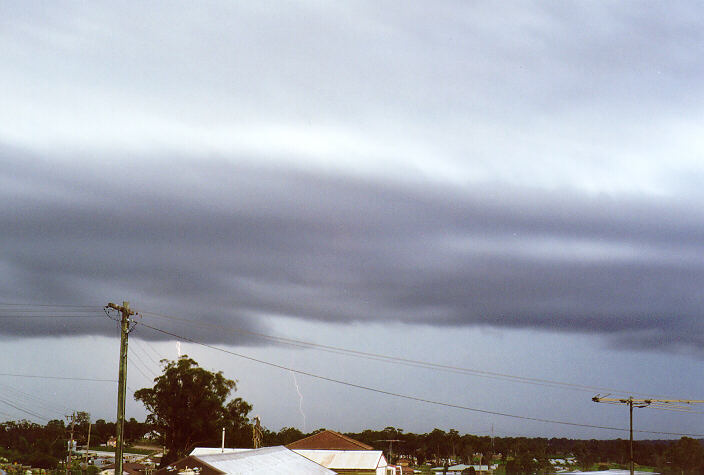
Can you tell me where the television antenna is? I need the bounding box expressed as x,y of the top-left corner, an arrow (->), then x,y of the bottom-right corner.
592,395 -> 704,475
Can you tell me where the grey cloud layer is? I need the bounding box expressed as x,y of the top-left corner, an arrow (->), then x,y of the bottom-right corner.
2,2 -> 704,197
3,152 -> 704,352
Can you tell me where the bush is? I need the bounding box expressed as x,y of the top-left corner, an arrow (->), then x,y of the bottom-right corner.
20,451 -> 59,469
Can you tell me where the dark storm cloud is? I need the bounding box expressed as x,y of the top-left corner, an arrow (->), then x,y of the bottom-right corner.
3,149 -> 704,352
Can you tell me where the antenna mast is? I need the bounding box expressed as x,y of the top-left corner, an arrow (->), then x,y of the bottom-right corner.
592,395 -> 704,475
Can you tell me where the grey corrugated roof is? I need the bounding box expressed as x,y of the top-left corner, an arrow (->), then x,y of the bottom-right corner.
194,446 -> 335,474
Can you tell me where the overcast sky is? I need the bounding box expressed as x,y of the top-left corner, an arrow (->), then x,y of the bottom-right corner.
2,1 -> 704,439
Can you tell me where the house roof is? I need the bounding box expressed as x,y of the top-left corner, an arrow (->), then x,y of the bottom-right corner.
286,430 -> 374,450
100,462 -> 151,475
292,449 -> 387,470
156,446 -> 335,475
189,448 -> 252,457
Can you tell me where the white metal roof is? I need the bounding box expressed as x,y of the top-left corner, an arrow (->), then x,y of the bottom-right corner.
293,449 -> 387,470
194,446 -> 335,474
189,448 -> 251,456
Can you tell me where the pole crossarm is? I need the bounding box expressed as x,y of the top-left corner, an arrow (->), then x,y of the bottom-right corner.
106,302 -> 135,315
593,396 -> 704,407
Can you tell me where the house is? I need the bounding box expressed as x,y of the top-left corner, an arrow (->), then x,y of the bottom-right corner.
286,430 -> 398,474
431,464 -> 496,474
286,430 -> 374,451
154,446 -> 334,475
100,461 -> 152,475
293,449 -> 393,475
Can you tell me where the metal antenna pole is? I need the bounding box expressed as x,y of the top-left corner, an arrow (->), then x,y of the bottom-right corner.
593,395 -> 704,475
629,398 -> 634,475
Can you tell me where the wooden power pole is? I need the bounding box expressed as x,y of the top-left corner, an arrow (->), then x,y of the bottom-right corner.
107,301 -> 135,475
66,412 -> 76,473
592,395 -> 704,475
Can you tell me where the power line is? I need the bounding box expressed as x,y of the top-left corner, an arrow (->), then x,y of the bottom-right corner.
131,339 -> 162,370
128,345 -> 157,379
0,315 -> 103,318
0,372 -> 116,382
0,396 -> 51,421
1,303 -> 677,399
127,355 -> 154,383
135,338 -> 166,365
139,309 -> 671,399
137,321 -> 704,438
0,309 -> 100,313
0,381 -> 70,416
0,303 -> 102,308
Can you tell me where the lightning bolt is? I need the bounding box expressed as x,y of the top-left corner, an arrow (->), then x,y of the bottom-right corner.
290,371 -> 306,432
176,341 -> 181,357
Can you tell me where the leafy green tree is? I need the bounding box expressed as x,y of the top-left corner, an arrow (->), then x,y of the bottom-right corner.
665,437 -> 704,474
92,419 -> 116,445
264,426 -> 304,446
134,355 -> 253,466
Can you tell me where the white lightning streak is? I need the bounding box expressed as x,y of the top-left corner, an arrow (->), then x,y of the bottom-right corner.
290,371 -> 306,432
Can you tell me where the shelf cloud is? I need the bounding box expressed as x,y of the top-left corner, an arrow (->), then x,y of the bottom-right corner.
3,153 -> 704,353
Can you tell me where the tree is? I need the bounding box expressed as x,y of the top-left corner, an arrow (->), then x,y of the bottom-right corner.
665,437 -> 704,474
134,355 -> 253,466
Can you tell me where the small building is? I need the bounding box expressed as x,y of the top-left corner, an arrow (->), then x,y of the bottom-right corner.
154,446 -> 334,475
287,430 -> 374,451
431,464 -> 495,474
100,461 -> 152,475
293,449 -> 392,475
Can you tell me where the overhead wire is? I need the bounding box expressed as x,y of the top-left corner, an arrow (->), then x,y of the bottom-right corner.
0,303 -> 102,308
137,321 -> 704,438
139,309 -> 672,399
131,339 -> 162,369
0,303 -> 684,400
138,338 -> 167,365
0,315 -> 103,318
128,346 -> 157,381
0,381 -> 71,416
127,355 -> 154,383
0,372 -> 116,382
4,302 -> 702,432
0,396 -> 51,422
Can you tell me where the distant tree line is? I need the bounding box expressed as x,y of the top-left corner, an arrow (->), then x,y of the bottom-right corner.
2,418 -> 704,473
264,425 -> 704,474
0,415 -> 151,470
3,357 -> 704,474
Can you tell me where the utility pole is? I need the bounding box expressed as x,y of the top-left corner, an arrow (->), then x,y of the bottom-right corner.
592,395 -> 704,475
66,412 -> 76,474
252,416 -> 262,449
86,421 -> 92,462
107,301 -> 135,475
376,440 -> 401,464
